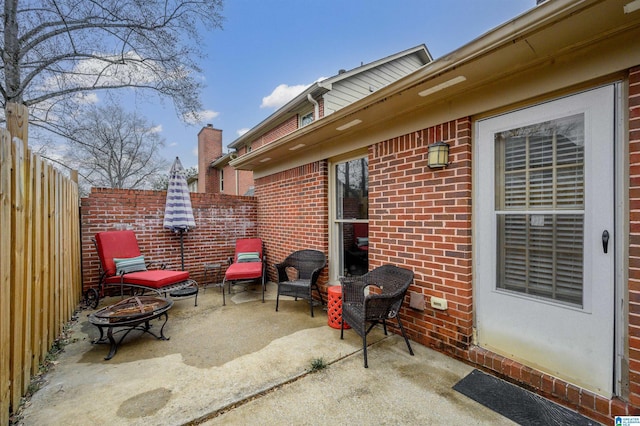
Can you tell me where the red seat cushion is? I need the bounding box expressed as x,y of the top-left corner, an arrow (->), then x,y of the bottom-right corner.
105,270 -> 190,289
225,262 -> 263,281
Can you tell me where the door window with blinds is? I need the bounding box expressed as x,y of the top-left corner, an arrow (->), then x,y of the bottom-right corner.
495,113 -> 584,306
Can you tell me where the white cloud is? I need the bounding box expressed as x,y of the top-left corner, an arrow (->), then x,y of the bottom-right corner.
192,146 -> 198,157
73,92 -> 99,104
261,83 -> 309,109
183,109 -> 220,125
199,109 -> 219,121
237,128 -> 250,136
39,51 -> 164,93
150,124 -> 163,134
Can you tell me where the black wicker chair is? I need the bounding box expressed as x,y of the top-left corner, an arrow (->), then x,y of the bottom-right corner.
340,264 -> 415,367
274,249 -> 326,317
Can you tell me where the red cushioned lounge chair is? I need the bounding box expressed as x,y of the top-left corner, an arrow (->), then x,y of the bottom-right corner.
222,238 -> 266,306
86,230 -> 198,308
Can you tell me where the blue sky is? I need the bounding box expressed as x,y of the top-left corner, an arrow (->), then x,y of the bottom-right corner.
151,0 -> 536,169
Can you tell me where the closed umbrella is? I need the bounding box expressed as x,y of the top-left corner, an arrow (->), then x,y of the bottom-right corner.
163,156 -> 196,270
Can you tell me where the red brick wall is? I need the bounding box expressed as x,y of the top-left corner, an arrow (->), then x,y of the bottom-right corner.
237,166 -> 254,196
255,161 -> 329,288
242,98 -> 323,156
369,119 -> 473,357
221,163 -> 234,195
80,188 -> 257,291
252,115 -> 298,149
629,65 -> 640,409
217,165 -> 254,196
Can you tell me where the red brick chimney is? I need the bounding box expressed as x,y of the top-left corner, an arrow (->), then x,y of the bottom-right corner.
197,124 -> 222,193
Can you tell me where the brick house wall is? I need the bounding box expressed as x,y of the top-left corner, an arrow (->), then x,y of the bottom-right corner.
248,98 -> 325,152
252,72 -> 640,421
220,162 -> 254,196
236,166 -> 254,196
365,112 -> 633,422
254,161 -> 329,288
218,162 -> 255,196
219,163 -> 234,195
251,116 -> 299,150
80,188 -> 258,291
368,119 -> 473,358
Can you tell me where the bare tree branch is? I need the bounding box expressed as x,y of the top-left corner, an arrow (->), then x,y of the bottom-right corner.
1,0 -> 223,125
59,101 -> 170,193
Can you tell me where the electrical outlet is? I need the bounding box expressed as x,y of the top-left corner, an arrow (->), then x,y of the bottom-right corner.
430,296 -> 447,310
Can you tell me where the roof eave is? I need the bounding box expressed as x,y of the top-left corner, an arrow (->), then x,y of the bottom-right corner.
232,0 -> 640,172
210,153 -> 233,168
228,83 -> 328,150
227,44 -> 432,151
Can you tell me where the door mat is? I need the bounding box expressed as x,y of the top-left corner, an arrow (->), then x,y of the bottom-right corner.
452,369 -> 599,425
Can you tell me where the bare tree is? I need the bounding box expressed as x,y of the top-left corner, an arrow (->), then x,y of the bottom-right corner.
62,102 -> 169,193
0,0 -> 224,132
151,165 -> 197,190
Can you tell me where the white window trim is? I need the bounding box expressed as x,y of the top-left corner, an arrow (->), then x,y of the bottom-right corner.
300,110 -> 314,127
328,150 -> 368,283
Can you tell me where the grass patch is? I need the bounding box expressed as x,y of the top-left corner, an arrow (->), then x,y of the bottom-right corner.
309,357 -> 328,373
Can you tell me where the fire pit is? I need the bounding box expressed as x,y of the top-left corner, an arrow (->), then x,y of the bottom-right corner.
89,296 -> 173,360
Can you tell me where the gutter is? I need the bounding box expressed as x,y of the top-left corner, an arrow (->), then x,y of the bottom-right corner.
230,0 -> 628,171
228,44 -> 430,150
228,83 -> 326,150
210,152 -> 235,168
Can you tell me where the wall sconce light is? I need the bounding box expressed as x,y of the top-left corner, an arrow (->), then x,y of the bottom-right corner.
427,141 -> 450,169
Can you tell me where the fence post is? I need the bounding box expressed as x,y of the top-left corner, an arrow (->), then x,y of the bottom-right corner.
0,128 -> 12,426
6,102 -> 28,151
5,102 -> 29,422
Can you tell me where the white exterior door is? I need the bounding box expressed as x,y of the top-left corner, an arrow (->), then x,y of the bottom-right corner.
475,86 -> 616,397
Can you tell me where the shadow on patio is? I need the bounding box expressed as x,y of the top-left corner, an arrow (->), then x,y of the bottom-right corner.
18,283 -> 514,425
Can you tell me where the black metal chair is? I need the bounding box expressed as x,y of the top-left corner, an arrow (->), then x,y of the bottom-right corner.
274,249 -> 326,317
340,264 -> 415,367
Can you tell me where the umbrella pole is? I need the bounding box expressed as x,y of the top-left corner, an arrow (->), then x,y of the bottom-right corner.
180,230 -> 185,271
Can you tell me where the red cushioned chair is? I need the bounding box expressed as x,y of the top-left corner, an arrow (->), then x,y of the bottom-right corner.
86,230 -> 198,308
222,238 -> 266,306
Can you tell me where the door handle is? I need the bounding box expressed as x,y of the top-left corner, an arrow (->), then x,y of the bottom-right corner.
602,230 -> 609,254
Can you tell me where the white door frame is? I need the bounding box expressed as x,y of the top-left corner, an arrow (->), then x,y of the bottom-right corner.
473,83 -> 624,397
613,81 -> 626,397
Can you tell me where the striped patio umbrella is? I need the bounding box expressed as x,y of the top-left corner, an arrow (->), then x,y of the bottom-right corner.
163,156 -> 196,270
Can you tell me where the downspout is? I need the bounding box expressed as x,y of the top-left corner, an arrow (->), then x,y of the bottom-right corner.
229,151 -> 240,195
307,93 -> 319,120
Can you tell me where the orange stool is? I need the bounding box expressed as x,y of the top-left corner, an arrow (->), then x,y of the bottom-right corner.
327,286 -> 350,329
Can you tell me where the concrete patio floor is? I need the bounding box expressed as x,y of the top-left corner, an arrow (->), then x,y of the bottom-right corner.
18,282 -> 517,425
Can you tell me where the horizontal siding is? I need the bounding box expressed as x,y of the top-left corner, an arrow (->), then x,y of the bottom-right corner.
324,53 -> 426,114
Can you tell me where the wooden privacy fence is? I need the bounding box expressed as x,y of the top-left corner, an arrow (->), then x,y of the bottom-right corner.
0,111 -> 82,425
